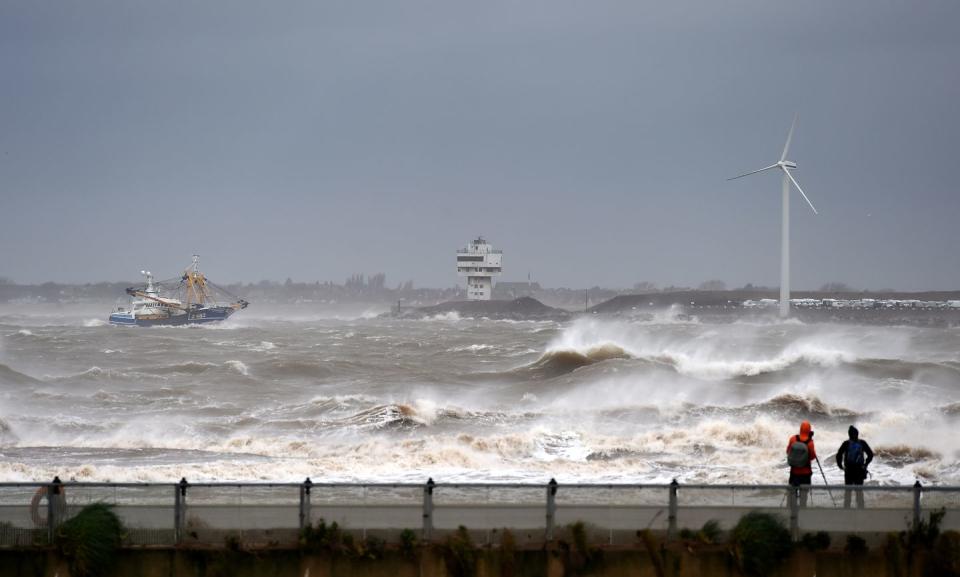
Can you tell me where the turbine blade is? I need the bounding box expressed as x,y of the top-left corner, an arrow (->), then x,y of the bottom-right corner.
727,163 -> 779,181
780,113 -> 798,162
783,168 -> 818,214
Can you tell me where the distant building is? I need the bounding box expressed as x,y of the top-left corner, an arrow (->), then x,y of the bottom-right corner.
456,237 -> 502,300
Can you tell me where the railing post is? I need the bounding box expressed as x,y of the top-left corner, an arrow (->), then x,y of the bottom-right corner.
545,478 -> 558,541
789,485 -> 799,541
46,476 -> 62,545
422,478 -> 435,542
173,484 -> 181,544
913,481 -> 922,530
175,477 -> 188,545
668,479 -> 678,539
299,478 -> 313,531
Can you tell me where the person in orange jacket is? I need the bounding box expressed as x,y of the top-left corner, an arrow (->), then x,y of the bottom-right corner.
786,420 -> 816,507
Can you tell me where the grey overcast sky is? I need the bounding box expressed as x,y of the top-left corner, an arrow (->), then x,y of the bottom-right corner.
1,1 -> 958,290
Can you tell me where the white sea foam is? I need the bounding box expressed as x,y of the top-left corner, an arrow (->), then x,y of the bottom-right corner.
427,311 -> 463,321
448,344 -> 496,352
224,360 -> 249,376
83,319 -> 108,327
507,347 -> 540,357
0,408 -> 952,484
252,341 -> 276,351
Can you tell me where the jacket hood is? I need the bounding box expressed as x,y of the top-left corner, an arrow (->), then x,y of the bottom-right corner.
799,420 -> 812,441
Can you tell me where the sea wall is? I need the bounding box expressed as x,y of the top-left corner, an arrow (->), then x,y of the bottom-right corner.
0,546 -> 940,577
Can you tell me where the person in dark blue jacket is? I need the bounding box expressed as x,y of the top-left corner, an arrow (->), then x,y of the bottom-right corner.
836,425 -> 874,509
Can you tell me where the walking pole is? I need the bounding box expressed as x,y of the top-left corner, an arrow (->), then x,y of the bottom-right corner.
815,456 -> 837,507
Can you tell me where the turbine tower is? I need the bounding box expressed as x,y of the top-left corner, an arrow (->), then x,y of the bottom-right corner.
728,114 -> 818,318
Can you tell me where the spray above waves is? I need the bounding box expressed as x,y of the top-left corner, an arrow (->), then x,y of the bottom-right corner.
530,318 -> 960,383
503,343 -> 946,384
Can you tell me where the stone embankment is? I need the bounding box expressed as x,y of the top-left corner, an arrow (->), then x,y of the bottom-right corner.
0,544 -> 945,577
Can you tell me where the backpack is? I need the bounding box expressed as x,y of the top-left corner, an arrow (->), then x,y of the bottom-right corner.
787,438 -> 810,468
846,441 -> 865,468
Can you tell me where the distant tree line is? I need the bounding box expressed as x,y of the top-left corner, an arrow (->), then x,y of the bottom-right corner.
0,273 -> 917,308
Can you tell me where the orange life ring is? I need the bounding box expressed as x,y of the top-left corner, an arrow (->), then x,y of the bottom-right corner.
30,486 -> 66,527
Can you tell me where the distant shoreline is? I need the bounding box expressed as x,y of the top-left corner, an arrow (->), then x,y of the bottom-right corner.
6,287 -> 960,327
385,293 -> 960,326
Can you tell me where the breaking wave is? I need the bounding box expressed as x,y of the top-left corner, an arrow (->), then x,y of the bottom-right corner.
508,344 -> 902,382
519,344 -> 631,378
873,445 -> 942,464
752,394 -> 858,418
224,360 -> 249,376
331,404 -> 428,430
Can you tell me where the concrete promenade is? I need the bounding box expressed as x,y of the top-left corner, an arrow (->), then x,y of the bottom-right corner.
1,480 -> 958,548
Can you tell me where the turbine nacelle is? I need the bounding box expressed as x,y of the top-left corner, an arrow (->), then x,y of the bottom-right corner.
727,114 -> 817,215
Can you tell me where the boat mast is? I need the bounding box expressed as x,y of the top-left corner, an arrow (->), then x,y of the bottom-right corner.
141,270 -> 155,295
184,254 -> 208,308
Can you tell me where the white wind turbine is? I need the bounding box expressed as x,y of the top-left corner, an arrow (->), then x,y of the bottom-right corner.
728,114 -> 818,318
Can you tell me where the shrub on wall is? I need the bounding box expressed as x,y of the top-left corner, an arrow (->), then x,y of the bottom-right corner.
730,512 -> 792,577
442,526 -> 477,577
925,530 -> 960,577
56,503 -> 125,577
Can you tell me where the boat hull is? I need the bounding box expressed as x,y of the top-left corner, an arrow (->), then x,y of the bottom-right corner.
108,306 -> 238,327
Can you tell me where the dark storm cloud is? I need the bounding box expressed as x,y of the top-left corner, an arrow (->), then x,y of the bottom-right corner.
1,1 -> 958,290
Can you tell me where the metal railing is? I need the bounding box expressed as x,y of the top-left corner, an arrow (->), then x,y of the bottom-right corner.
1,477 -> 957,548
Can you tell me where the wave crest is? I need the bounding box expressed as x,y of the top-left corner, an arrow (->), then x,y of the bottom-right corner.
334,404 -> 427,430
755,394 -> 857,418
874,445 -> 941,463
520,344 -> 631,379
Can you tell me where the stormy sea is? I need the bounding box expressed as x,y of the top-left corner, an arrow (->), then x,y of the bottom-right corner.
1,304 -> 958,485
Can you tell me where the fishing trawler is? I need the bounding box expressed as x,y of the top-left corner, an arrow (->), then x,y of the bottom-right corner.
108,256 -> 249,326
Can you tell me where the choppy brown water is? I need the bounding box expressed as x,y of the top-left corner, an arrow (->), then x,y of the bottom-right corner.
1,303 -> 958,485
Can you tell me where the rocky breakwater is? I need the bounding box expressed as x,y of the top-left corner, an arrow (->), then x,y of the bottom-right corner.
391,297 -> 572,321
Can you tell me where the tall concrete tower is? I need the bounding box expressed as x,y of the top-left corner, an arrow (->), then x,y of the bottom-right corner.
456,237 -> 502,300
